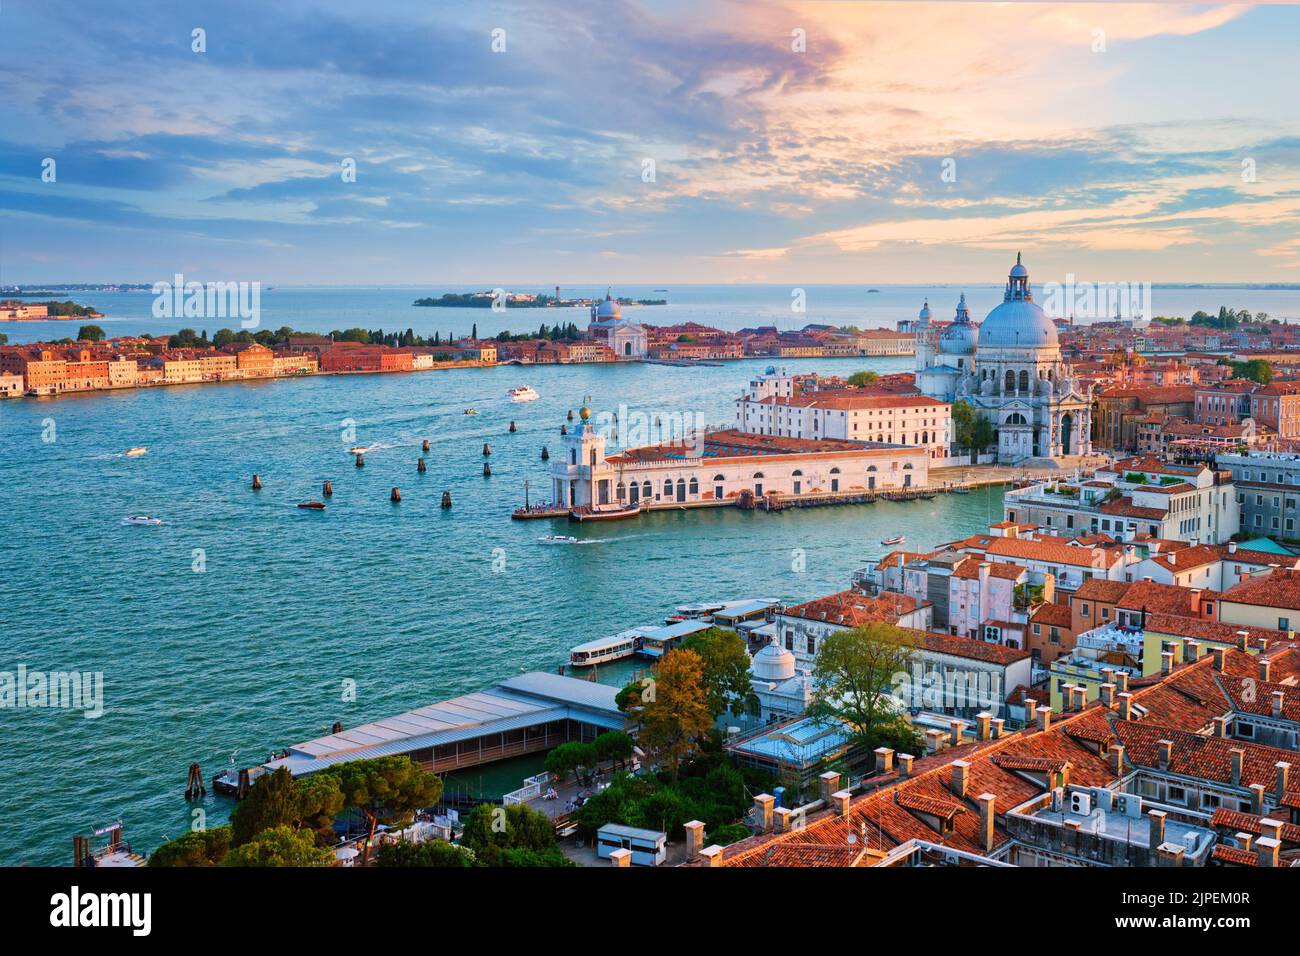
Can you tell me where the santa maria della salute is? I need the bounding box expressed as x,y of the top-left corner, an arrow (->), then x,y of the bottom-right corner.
913,254 -> 1094,465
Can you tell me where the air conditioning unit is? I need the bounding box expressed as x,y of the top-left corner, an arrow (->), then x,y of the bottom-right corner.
1069,791 -> 1092,815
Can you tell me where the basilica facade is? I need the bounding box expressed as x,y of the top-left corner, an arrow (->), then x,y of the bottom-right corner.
914,255 -> 1093,464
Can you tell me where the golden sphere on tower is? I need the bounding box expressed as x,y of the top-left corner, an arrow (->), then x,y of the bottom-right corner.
579,405 -> 591,422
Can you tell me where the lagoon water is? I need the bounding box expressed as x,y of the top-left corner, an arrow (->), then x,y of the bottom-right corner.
4,282 -> 1299,864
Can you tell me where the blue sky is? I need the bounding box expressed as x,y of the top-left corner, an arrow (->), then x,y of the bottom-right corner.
1,0 -> 1298,284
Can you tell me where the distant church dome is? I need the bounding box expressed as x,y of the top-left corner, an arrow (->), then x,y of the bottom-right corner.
939,293 -> 978,355
751,641 -> 796,682
978,254 -> 1058,350
596,289 -> 621,320
917,300 -> 932,324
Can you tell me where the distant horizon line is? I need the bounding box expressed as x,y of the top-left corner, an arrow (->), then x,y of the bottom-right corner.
8,281 -> 1300,291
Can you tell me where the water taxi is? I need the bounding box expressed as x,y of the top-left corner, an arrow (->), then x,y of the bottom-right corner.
122,515 -> 163,526
881,533 -> 905,546
124,446 -> 147,457
538,534 -> 578,544
509,385 -> 539,402
569,627 -> 650,667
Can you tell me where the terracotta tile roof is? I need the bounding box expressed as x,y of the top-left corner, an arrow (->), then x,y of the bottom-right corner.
896,790 -> 966,821
990,754 -> 1068,772
1220,675 -> 1300,722
1142,613 -> 1289,648
1099,498 -> 1168,520
1280,790 -> 1300,811
1114,719 -> 1299,792
783,590 -> 926,626
1149,544 -> 1294,574
1212,845 -> 1259,866
1211,808 -> 1300,845
1030,602 -> 1072,628
1073,578 -> 1131,603
904,629 -> 1032,665
952,557 -> 1027,581
985,537 -> 1113,568
1221,568 -> 1300,612
1117,580 -> 1218,617
874,550 -> 935,571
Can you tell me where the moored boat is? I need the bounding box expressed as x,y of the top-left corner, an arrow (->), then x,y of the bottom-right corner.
569,502 -> 642,522
569,628 -> 648,667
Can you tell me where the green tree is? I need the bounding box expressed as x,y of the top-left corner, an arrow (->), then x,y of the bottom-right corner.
952,399 -> 994,452
848,370 -> 880,387
460,803 -> 571,867
327,756 -> 443,866
640,648 -> 715,783
810,623 -> 919,744
0,332 -> 8,345
1229,359 -> 1273,384
220,826 -> 335,867
680,627 -> 757,717
77,324 -> 106,342
229,767 -> 302,845
148,826 -> 232,866
543,741 -> 597,784
375,838 -> 474,867
594,730 -> 634,770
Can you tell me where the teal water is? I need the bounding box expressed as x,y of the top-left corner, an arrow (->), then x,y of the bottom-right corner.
0,351 -> 1009,864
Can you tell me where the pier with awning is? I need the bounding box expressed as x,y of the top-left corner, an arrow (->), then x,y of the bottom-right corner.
263,672 -> 626,778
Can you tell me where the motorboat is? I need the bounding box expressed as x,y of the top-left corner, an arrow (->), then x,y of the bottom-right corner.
122,515 -> 163,526
538,534 -> 578,544
880,533 -> 905,546
124,446 -> 148,457
297,501 -> 326,510
508,386 -> 539,402
464,408 -> 477,415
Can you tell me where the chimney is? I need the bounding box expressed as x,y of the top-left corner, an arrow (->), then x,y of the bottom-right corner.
1276,761 -> 1291,800
1100,682 -> 1117,707
754,793 -> 775,832
1236,630 -> 1250,651
977,793 -> 996,853
1261,818 -> 1284,842
1236,832 -> 1254,852
924,728 -> 944,753
1256,836 -> 1281,868
1036,705 -> 1052,733
951,760 -> 970,798
1272,690 -> 1285,719
949,720 -> 963,747
1116,671 -> 1130,693
1109,742 -> 1126,775
1157,739 -> 1173,770
833,789 -> 852,818
898,753 -> 915,777
1228,540 -> 1238,554
1250,784 -> 1265,816
1119,692 -> 1134,721
991,718 -> 1005,739
1260,658 -> 1273,682
1212,647 -> 1227,671
1230,748 -> 1244,786
1157,843 -> 1185,867
1070,686 -> 1087,712
700,845 -> 724,867
684,820 -> 705,861
1212,716 -> 1229,738
774,807 -> 793,832
976,712 -> 992,741
819,771 -> 841,805
1148,808 -> 1167,851
873,748 -> 894,775
1160,650 -> 1174,674
1184,639 -> 1200,662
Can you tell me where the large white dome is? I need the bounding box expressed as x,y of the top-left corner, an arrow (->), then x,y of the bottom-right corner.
751,641 -> 796,682
978,255 -> 1058,350
596,289 -> 621,319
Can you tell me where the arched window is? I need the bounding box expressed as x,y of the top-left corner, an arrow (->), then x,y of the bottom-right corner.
1019,369 -> 1030,392
1005,369 -> 1015,393
570,448 -> 577,465
713,474 -> 725,482
1006,412 -> 1028,426
921,431 -> 929,444
624,342 -> 632,356
688,477 -> 699,496
866,465 -> 877,472
642,480 -> 652,499
903,463 -> 913,469
590,449 -> 597,466
829,467 -> 840,492
792,469 -> 803,477
616,482 -> 626,500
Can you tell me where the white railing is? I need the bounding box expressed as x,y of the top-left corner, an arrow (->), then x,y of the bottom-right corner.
502,771 -> 553,805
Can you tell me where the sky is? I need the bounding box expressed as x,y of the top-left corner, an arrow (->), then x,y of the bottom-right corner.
1,0 -> 1298,286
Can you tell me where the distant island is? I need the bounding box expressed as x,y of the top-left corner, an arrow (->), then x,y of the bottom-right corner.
413,291 -> 666,309
0,299 -> 103,321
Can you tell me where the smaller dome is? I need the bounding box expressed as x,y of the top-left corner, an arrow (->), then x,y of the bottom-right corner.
596,289 -> 621,319
1009,251 -> 1028,279
751,641 -> 796,682
917,300 -> 932,322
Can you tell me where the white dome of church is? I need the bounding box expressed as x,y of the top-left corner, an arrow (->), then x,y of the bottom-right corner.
916,300 -> 932,324
939,293 -> 978,355
595,289 -> 621,320
978,254 -> 1058,350
751,640 -> 796,682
